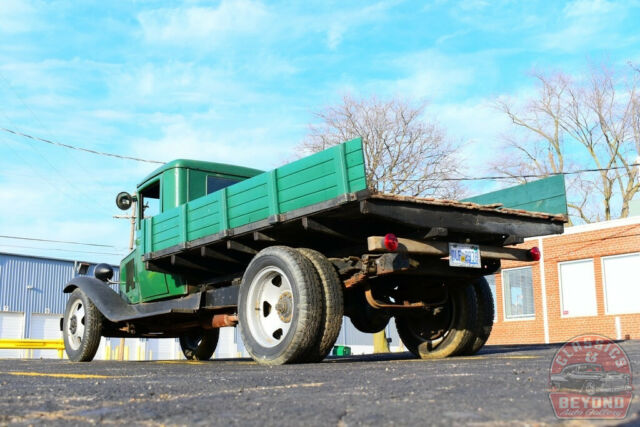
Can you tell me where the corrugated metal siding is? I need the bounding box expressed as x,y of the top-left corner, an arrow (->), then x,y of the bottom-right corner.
0,253 -> 120,339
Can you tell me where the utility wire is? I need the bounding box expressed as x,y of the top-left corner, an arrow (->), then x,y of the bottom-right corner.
0,127 -> 164,164
405,163 -> 640,182
0,235 -> 125,249
2,126 -> 638,180
0,244 -> 125,256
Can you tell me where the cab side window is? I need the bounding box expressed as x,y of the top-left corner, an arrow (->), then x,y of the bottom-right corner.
139,180 -> 160,219
206,176 -> 238,194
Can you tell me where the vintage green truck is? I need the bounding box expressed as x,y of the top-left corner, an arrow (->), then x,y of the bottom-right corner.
61,138 -> 565,364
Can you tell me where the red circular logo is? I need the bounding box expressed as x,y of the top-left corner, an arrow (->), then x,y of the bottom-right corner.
549,334 -> 633,419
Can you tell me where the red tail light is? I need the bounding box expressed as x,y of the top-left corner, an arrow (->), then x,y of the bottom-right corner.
384,233 -> 398,251
529,247 -> 541,261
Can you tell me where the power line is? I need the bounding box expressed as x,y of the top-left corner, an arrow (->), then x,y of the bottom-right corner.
2,125 -> 637,180
408,163 -> 640,182
0,127 -> 164,164
0,235 -> 126,249
0,244 -> 125,256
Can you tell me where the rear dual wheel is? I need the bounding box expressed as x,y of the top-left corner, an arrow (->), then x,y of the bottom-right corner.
238,246 -> 343,365
179,329 -> 220,360
238,246 -> 323,365
395,283 -> 476,359
295,248 -> 343,363
460,277 -> 495,355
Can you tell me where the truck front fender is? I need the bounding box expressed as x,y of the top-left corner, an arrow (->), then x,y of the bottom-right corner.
63,277 -> 138,322
63,277 -> 203,323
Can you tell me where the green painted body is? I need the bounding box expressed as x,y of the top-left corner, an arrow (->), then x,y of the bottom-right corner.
463,175 -> 568,216
120,138 -> 366,303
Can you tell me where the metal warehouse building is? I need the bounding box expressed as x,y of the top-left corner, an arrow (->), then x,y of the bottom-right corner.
0,252 -> 121,359
0,252 -> 403,360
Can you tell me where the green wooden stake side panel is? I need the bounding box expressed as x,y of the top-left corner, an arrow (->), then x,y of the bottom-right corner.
462,175 -> 568,216
142,138 -> 367,254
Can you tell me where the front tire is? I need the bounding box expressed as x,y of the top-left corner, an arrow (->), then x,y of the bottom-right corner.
179,329 -> 220,360
63,289 -> 103,362
238,246 -> 323,365
395,283 -> 476,359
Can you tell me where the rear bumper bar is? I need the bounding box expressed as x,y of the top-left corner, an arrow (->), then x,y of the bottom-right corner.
367,236 -> 535,262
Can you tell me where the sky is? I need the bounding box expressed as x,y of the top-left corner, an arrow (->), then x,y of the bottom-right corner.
1,0 -> 639,264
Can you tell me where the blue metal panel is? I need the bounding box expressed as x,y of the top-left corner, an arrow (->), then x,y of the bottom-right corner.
0,253 -> 119,339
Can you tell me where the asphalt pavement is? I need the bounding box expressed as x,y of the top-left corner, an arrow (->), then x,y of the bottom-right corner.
1,341 -> 639,426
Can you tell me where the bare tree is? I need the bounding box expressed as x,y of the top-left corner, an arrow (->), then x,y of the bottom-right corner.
494,65 -> 640,223
300,95 -> 464,199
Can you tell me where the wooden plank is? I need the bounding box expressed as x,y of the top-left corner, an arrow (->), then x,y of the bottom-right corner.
361,199 -> 564,238
267,169 -> 279,216
170,255 -> 209,271
219,188 -> 229,231
302,217 -> 358,242
146,139 -> 366,255
334,142 -> 349,194
253,231 -> 275,241
201,247 -> 241,264
226,240 -> 257,255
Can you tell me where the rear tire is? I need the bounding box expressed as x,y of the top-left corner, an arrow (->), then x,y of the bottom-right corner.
295,248 -> 344,363
395,283 -> 476,359
179,329 -> 220,360
238,246 -> 323,365
346,289 -> 390,333
63,289 -> 103,362
460,277 -> 494,355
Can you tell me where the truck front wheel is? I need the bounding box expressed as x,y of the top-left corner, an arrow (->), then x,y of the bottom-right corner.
179,329 -> 220,360
395,283 -> 476,359
238,246 -> 323,365
63,289 -> 103,362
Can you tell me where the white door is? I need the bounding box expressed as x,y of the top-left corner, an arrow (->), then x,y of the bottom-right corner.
146,338 -> 179,360
215,327 -> 239,359
30,313 -> 63,359
0,312 -> 25,358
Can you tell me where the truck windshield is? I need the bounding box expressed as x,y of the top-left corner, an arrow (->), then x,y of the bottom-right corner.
206,176 -> 239,194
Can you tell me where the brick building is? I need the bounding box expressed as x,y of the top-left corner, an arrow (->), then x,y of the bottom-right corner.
486,215 -> 640,345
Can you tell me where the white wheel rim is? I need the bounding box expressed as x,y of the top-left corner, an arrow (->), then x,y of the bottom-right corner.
66,299 -> 85,350
244,266 -> 294,348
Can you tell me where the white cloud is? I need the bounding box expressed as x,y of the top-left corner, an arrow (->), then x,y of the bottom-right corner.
129,114 -> 299,171
137,1 -> 270,44
0,0 -> 40,33
429,97 -> 512,173
537,0 -> 636,52
0,162 -> 132,264
390,49 -> 479,100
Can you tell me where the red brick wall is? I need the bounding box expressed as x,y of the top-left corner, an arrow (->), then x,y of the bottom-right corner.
487,221 -> 640,345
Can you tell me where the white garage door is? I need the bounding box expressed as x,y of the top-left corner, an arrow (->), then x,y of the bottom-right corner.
0,312 -> 25,358
30,313 -> 63,359
215,327 -> 239,359
146,338 -> 179,360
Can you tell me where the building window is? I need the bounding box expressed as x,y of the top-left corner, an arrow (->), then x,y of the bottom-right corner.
502,267 -> 534,319
558,259 -> 597,317
484,275 -> 498,321
602,253 -> 640,315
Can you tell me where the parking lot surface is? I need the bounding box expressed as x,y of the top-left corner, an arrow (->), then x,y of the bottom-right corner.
1,341 -> 638,426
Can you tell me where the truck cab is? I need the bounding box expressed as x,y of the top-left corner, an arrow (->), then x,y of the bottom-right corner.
120,159 -> 263,304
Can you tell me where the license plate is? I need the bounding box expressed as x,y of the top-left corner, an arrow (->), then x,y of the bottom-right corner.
448,243 -> 481,268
